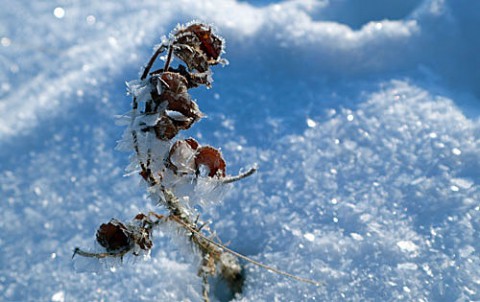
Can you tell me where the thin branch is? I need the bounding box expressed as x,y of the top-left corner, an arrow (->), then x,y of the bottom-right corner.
129,93 -> 155,185
163,44 -> 174,72
141,44 -> 167,80
72,247 -> 130,259
221,166 -> 257,184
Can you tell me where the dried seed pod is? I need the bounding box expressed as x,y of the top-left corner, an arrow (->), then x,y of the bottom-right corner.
160,72 -> 203,123
150,65 -> 211,88
172,23 -> 224,73
153,116 -> 179,140
96,219 -> 132,252
184,137 -> 200,150
165,139 -> 228,178
158,72 -> 189,96
192,24 -> 223,63
165,100 -> 202,128
166,139 -> 199,175
150,72 -> 189,111
195,146 -> 226,177
150,72 -> 203,138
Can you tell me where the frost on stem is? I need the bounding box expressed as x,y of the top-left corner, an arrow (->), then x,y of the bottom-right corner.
74,21 -> 254,300
74,21 -> 318,301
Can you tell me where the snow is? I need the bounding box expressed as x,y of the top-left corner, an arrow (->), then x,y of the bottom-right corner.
1,0 -> 480,301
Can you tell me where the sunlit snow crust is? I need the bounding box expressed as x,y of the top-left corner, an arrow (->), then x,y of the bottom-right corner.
1,0 -> 480,301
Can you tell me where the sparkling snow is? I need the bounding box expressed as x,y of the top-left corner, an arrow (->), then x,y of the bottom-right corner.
1,0 -> 480,301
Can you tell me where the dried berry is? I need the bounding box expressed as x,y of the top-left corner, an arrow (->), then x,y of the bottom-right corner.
149,72 -> 203,139
185,137 -> 200,150
150,65 -> 211,88
156,72 -> 189,97
151,73 -> 193,115
153,116 -> 179,140
166,98 -> 202,126
165,139 -> 227,178
191,24 -> 223,62
166,139 -> 198,175
172,23 -> 224,73
195,146 -> 226,177
96,219 -> 132,251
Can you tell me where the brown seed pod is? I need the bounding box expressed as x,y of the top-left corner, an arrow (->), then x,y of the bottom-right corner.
195,146 -> 226,177
150,72 -> 189,110
159,72 -> 189,95
96,219 -> 132,252
172,23 -> 224,73
166,139 -> 199,174
150,72 -> 203,136
191,24 -> 223,63
150,65 -> 211,89
153,116 -> 179,141
184,137 -> 200,150
165,103 -> 202,130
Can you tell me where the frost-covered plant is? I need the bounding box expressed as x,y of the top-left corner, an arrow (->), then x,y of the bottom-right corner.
74,21 -> 318,301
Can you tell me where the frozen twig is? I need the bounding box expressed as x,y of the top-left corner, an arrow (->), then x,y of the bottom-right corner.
161,188 -> 243,293
169,215 -> 323,287
222,166 -> 257,184
141,44 -> 167,80
72,247 -> 130,259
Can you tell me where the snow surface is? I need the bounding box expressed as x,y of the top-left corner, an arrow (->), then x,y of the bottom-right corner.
1,0 -> 480,301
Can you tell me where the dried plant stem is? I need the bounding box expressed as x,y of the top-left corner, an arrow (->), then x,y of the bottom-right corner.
170,215 -> 323,287
161,189 -> 224,262
222,167 -> 257,184
129,92 -> 157,185
163,44 -> 174,71
141,44 -> 167,80
161,189 -> 242,300
72,247 -> 130,259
